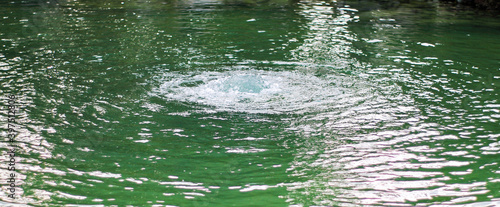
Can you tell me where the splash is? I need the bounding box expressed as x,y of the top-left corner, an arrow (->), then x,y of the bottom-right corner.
152,69 -> 365,114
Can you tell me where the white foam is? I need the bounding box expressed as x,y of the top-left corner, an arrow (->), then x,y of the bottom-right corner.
152,70 -> 363,114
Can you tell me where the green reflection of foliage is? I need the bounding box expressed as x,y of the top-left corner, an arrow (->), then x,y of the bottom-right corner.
62,0 -> 299,8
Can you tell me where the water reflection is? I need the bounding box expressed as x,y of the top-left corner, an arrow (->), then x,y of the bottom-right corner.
0,0 -> 499,206
283,0 -> 500,206
290,1 -> 363,69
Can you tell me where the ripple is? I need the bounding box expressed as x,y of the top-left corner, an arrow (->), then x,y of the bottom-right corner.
152,69 -> 370,114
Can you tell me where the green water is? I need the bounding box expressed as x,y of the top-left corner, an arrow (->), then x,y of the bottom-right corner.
1,0 -> 499,206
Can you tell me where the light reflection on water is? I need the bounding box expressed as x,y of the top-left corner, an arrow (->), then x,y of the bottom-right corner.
152,69 -> 365,114
0,0 -> 499,206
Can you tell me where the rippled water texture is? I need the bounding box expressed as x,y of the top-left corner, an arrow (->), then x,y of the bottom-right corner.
1,0 -> 499,206
154,70 -> 366,114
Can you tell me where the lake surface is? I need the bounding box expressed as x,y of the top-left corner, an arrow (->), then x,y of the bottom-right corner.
1,0 -> 499,206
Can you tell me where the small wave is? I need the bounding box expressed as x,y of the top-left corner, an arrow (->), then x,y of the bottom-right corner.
152,70 -> 368,114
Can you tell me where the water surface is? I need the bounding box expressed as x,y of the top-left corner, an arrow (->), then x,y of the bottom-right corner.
1,0 -> 499,206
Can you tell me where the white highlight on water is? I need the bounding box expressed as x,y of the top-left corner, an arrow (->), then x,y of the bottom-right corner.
153,70 -> 360,114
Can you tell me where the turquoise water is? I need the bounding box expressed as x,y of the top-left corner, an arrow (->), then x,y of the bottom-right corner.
1,0 -> 499,206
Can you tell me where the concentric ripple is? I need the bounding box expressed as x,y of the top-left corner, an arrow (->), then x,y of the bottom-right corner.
152,69 -> 371,114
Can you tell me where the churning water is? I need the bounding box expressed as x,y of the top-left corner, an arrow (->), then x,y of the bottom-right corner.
153,69 -> 363,114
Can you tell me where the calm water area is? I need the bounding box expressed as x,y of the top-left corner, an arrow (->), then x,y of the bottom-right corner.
1,0 -> 499,206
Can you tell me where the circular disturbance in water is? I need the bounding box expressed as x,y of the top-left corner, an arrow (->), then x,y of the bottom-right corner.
153,70 -> 369,114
